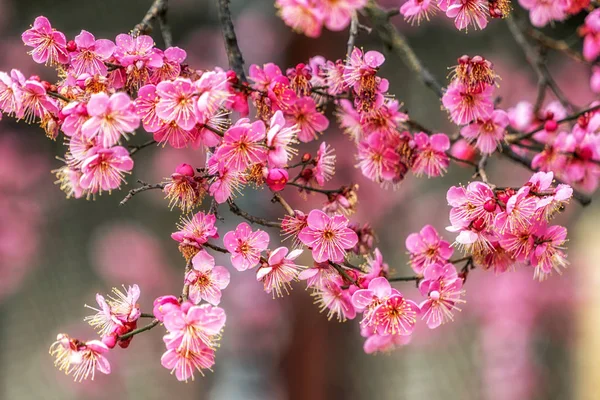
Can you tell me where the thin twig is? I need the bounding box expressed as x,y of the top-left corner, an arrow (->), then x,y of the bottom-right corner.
204,241 -> 229,254
157,9 -> 173,48
364,0 -> 443,97
119,180 -> 166,206
346,12 -> 360,60
118,319 -> 159,341
475,155 -> 490,184
132,0 -> 169,37
227,199 -> 282,228
331,262 -> 357,285
271,193 -> 294,215
47,91 -> 71,103
215,0 -> 247,82
506,14 -> 573,111
287,182 -> 341,195
388,276 -> 420,282
525,27 -> 589,64
128,139 -> 158,155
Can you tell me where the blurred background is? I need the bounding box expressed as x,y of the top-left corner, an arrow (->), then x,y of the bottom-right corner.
1,0 -> 599,399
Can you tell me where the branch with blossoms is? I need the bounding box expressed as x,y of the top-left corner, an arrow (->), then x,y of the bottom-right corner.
2,0 -> 597,383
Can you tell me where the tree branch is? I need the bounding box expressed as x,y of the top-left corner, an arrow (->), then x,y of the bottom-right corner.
227,199 -> 282,228
118,319 -> 159,341
119,180 -> 166,206
133,0 -> 170,42
215,0 -> 247,82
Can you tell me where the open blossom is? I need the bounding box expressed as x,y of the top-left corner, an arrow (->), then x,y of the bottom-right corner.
275,0 -> 324,38
22,16 -> 69,65
186,250 -> 230,305
151,47 -> 187,83
0,71 -> 23,116
313,141 -> 336,185
442,81 -> 494,125
286,96 -> 329,142
18,80 -> 57,123
69,30 -> 115,76
164,163 -> 206,213
207,159 -> 244,204
223,222 -> 270,271
161,303 -> 225,381
445,0 -> 489,31
418,263 -> 464,329
281,210 -> 308,246
266,110 -> 298,168
411,132 -> 450,177
519,0 -> 567,28
401,0 -> 437,25
321,0 -> 367,31
50,334 -> 111,382
494,187 -> 538,234
530,223 -> 568,281
172,211 -> 219,259
114,34 -> 163,89
216,119 -> 268,172
352,277 -> 396,325
356,132 -> 402,183
406,225 -> 454,274
135,84 -> 162,132
82,92 -> 140,148
312,276 -> 356,321
460,109 -> 509,155
298,210 -> 358,263
371,293 -> 419,336
156,78 -> 198,130
256,247 -> 304,297
79,146 -> 133,194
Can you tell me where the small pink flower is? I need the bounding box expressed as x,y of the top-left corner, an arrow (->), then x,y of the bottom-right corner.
80,146 -> 133,194
406,225 -> 454,274
172,211 -> 219,254
0,71 -> 23,117
411,132 -> 450,177
442,81 -> 494,125
18,80 -> 57,123
530,223 -> 568,281
194,70 -> 230,116
161,342 -> 215,382
494,187 -> 538,233
352,277 -> 395,326
266,110 -> 299,168
418,263 -> 464,329
356,132 -> 402,183
163,302 -> 226,350
313,276 -> 356,321
256,247 -> 304,297
49,335 -> 111,382
153,120 -> 194,149
321,0 -> 367,31
445,0 -> 489,31
281,210 -> 308,247
216,119 -> 268,172
314,141 -> 336,185
223,222 -> 270,271
151,47 -> 187,84
460,109 -> 509,155
114,34 -> 163,89
264,168 -> 289,192
286,96 -> 329,142
153,295 -> 180,322
187,250 -> 230,305
249,63 -> 283,92
82,92 -> 140,148
298,209 -> 358,263
401,0 -> 437,25
156,78 -> 198,130
207,159 -> 244,204
135,84 -> 163,133
363,332 -> 411,354
70,30 -> 115,76
22,16 -> 69,65
519,0 -> 567,28
276,0 -> 324,38
371,293 -> 419,336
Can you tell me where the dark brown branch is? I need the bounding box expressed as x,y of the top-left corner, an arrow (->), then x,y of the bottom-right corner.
227,199 -> 282,228
132,0 -> 169,38
215,0 -> 247,82
128,139 -> 157,155
346,12 -> 360,60
525,27 -> 589,65
506,15 -> 573,111
204,241 -> 229,254
388,276 -> 420,282
157,8 -> 173,48
474,155 -> 490,184
287,182 -> 341,195
364,1 -> 443,97
47,91 -> 71,103
119,180 -> 166,205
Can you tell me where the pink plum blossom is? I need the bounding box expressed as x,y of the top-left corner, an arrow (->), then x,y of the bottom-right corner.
223,222 -> 270,271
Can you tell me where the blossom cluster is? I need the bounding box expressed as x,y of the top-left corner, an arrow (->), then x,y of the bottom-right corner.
447,171 -> 572,280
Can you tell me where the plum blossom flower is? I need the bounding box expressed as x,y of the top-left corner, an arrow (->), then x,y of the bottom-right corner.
363,331 -> 411,354
207,159 -> 244,204
442,81 -> 494,125
0,71 -> 23,116
356,132 -> 402,183
82,92 -> 140,148
266,110 -> 299,168
313,141 -> 335,185
186,250 -> 230,305
134,84 -> 163,132
161,341 -> 215,382
312,275 -> 356,321
401,0 -> 437,25
79,146 -> 133,194
256,247 -> 304,297
69,30 -> 115,76
171,211 -> 219,259
156,78 -> 198,130
275,0 -> 324,38
113,34 -> 163,89
18,80 -> 57,123
298,210 -> 358,263
21,16 -> 69,65
371,293 -> 419,336
530,223 -> 568,281
216,119 -> 268,172
519,0 -> 567,28
286,96 -> 329,142
405,225 -> 454,274
460,109 -> 509,155
445,0 -> 489,31
352,277 -> 395,325
151,47 -> 187,84
223,222 -> 270,271
321,0 -> 367,31
49,334 -> 111,382
411,132 -> 450,177
418,263 -> 465,329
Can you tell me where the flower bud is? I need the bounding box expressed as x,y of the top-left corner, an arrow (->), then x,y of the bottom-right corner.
265,168 -> 289,192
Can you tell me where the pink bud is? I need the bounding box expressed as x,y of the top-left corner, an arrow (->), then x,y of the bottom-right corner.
265,168 -> 289,192
544,119 -> 558,132
102,333 -> 117,349
483,199 -> 496,212
66,40 -> 77,52
450,139 -> 476,162
152,295 -> 180,322
175,163 -> 195,177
